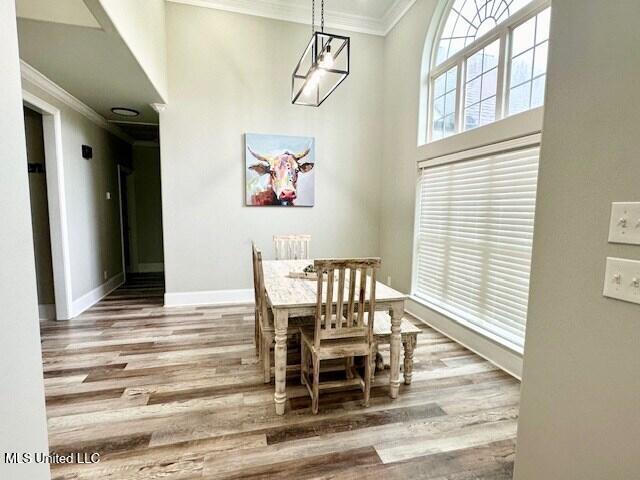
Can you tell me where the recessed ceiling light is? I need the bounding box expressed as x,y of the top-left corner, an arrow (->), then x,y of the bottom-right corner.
111,107 -> 140,117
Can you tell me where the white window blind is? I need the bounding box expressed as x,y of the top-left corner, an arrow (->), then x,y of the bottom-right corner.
414,146 -> 540,351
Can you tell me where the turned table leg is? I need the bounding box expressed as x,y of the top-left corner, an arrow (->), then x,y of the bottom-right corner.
389,302 -> 404,399
273,309 -> 288,415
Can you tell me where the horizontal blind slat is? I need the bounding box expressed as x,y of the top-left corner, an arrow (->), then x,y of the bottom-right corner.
414,145 -> 539,348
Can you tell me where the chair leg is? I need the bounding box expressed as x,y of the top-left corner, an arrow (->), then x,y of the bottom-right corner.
370,342 -> 378,383
254,309 -> 260,356
258,329 -> 262,360
345,357 -> 354,379
263,334 -> 272,383
363,353 -> 371,407
311,356 -> 320,414
300,339 -> 307,385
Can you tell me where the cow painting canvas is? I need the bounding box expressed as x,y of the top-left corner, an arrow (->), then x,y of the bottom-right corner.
245,133 -> 315,207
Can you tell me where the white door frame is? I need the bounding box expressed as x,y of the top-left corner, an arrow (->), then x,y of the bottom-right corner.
22,91 -> 73,320
117,165 -> 127,283
117,164 -> 135,281
126,171 -> 139,273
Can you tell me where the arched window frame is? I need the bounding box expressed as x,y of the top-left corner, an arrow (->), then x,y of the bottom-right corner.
426,0 -> 551,143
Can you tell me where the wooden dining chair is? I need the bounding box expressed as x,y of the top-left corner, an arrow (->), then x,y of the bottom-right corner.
253,243 -> 307,383
251,243 -> 264,356
300,258 -> 381,414
273,234 -> 311,260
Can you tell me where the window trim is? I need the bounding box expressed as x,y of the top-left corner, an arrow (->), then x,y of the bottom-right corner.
427,0 -> 550,142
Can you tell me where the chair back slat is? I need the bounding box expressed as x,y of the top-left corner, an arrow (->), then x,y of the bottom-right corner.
274,234 -> 311,260
346,267 -> 356,327
335,269 -> 345,330
357,267 -> 367,328
315,268 -> 324,341
324,268 -> 334,328
368,268 -> 377,341
313,258 -> 381,348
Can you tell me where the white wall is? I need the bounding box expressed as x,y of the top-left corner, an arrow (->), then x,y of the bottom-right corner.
160,3 -> 385,298
0,1 -> 50,478
380,0 -> 437,294
514,1 -> 640,478
98,0 -> 168,102
21,78 -> 130,312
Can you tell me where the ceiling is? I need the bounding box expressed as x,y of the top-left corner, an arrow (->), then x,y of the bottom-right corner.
16,0 -> 161,141
15,0 -> 414,143
16,0 -> 101,29
168,0 -> 416,36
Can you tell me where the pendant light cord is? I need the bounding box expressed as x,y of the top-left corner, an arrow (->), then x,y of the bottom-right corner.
311,0 -> 325,33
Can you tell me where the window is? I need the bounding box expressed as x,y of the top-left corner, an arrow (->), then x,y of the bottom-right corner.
464,40 -> 499,130
432,67 -> 458,140
428,0 -> 551,141
413,143 -> 540,351
436,0 -> 532,65
508,8 -> 550,114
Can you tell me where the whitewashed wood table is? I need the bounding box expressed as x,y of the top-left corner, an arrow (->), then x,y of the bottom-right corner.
262,259 -> 407,415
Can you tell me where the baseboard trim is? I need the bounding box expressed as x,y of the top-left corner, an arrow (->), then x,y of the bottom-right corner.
406,297 -> 523,380
71,272 -> 125,318
38,304 -> 56,320
164,289 -> 254,308
137,262 -> 165,273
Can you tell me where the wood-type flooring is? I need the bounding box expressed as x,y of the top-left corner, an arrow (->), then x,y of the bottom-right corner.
40,273 -> 520,479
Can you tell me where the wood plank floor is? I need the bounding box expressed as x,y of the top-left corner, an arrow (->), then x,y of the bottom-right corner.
40,273 -> 521,479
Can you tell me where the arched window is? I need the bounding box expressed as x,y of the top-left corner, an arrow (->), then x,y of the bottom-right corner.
428,0 -> 551,140
413,1 -> 553,353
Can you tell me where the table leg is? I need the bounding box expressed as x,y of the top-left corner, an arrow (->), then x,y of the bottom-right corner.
389,302 -> 404,399
273,309 -> 289,415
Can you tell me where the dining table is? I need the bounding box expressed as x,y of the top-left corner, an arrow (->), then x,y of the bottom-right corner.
262,259 -> 408,415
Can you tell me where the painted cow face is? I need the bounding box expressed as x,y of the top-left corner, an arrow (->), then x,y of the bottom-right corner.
248,147 -> 314,203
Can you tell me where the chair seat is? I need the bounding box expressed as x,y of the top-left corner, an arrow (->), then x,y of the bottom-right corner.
300,328 -> 372,360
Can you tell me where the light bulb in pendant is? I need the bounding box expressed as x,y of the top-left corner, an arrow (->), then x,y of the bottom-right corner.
319,45 -> 334,69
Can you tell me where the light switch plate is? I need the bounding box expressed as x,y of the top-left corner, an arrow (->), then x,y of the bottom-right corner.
603,257 -> 640,305
608,202 -> 640,245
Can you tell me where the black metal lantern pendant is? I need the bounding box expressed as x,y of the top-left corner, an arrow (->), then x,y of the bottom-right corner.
291,0 -> 350,107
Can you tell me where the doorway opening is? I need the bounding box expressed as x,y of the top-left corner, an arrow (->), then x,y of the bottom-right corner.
117,143 -> 165,291
24,106 -> 56,319
22,92 -> 73,320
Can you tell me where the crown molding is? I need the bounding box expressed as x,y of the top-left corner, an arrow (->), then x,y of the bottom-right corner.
167,0 -> 416,36
20,60 -> 133,144
150,103 -> 167,113
382,0 -> 417,35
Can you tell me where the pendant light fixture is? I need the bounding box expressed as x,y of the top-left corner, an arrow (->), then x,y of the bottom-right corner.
291,0 -> 350,107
